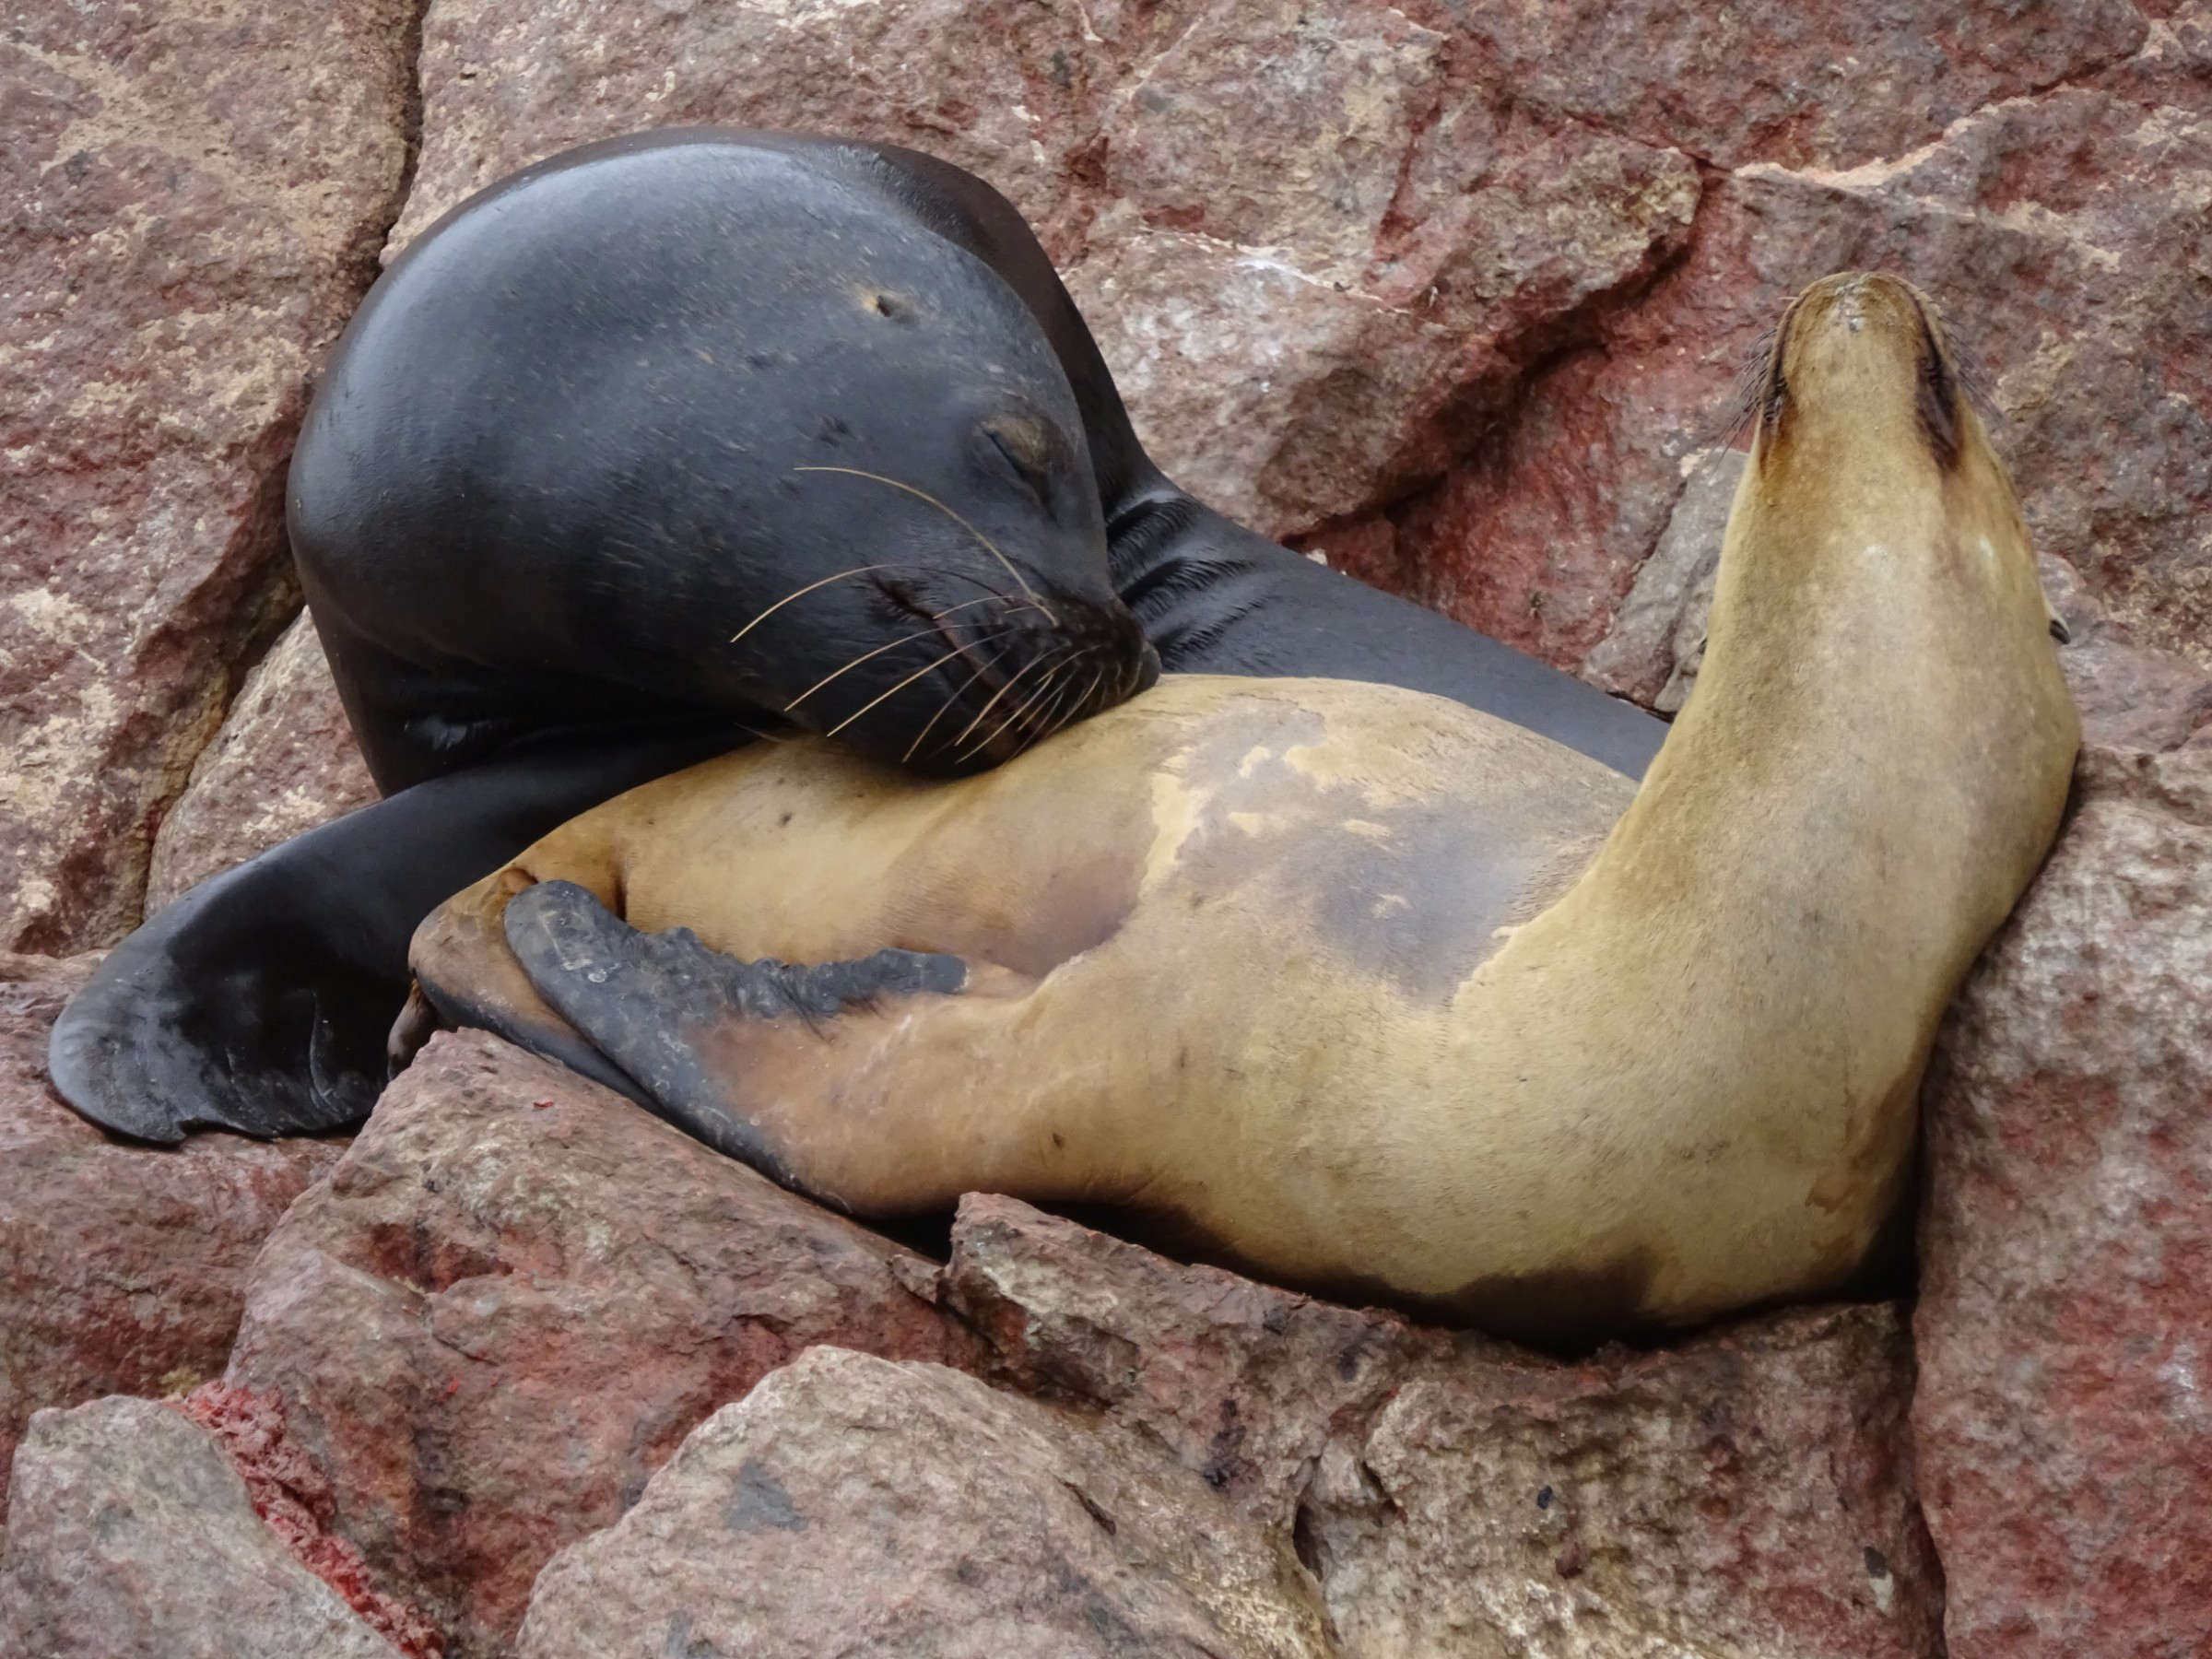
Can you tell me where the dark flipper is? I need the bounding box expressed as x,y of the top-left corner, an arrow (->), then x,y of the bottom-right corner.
50,727 -> 740,1142
503,879 -> 965,1176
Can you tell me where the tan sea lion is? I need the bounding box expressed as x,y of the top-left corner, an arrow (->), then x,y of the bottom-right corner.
409,273 -> 2078,1345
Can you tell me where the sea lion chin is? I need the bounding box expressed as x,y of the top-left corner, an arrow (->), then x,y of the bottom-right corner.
412,270 -> 2079,1347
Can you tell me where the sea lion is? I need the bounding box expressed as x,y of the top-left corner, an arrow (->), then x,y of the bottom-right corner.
413,274 -> 2078,1344
51,129 -> 1661,1145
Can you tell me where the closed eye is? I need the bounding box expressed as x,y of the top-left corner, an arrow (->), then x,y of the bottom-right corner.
985,424 -> 1053,503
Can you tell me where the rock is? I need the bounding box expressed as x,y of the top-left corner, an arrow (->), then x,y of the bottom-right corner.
517,1346 -> 1334,1658
1341,28 -> 2212,683
1062,224 -> 1467,536
1305,1306 -> 1940,1659
387,0 -> 1698,543
1914,738 -> 2212,1659
225,1030 -> 975,1657
1433,0 -> 2148,172
0,1395 -> 397,1659
947,1192 -> 1450,1523
388,0 -> 1118,259
0,951 -> 342,1513
174,1382 -> 443,1658
1580,448 -> 1746,713
948,1195 -> 1943,1657
145,610 -> 378,913
2041,554 -> 2212,754
0,0 -> 420,951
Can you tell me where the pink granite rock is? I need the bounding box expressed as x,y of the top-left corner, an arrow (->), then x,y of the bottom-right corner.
1274,21 -> 2208,682
948,1195 -> 1942,1658
1914,738 -> 2212,1659
0,952 -> 342,1514
0,0 -> 419,951
388,0 -> 1119,259
1428,0 -> 2148,171
0,1396 -> 400,1659
517,1347 -> 1334,1657
387,0 -> 1699,543
145,611 -> 378,912
225,1030 -> 974,1657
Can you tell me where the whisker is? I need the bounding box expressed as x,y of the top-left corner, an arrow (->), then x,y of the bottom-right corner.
783,621 -> 1022,714
794,465 -> 1057,622
783,627 -> 937,713
946,648 -> 1064,754
820,641 -> 977,740
954,644 -> 1100,764
900,638 -> 1019,765
1053,666 -> 1108,739
732,562 -> 919,644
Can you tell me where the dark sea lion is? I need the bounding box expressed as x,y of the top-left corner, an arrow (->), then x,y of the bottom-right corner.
52,130 -> 1661,1145
416,275 -> 2077,1345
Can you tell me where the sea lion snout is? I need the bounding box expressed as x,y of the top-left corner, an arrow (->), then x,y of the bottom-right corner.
1759,273 -> 1967,471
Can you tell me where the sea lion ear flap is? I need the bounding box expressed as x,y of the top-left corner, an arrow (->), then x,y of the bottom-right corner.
503,881 -> 967,1181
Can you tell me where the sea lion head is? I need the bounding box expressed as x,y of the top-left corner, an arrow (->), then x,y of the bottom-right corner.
1732,271 -> 2064,636
705,190 -> 1159,775
758,364 -> 1162,776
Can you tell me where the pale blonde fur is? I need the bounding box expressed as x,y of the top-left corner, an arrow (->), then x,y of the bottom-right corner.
415,274 -> 2077,1340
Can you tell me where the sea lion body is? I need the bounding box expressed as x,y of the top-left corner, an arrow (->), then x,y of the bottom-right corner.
52,130 -> 1661,1144
418,274 -> 2078,1343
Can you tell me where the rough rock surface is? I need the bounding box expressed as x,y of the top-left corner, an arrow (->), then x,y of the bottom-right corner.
146,610 -> 378,912
0,1395 -> 396,1658
0,0 -> 419,951
382,0 -> 2207,675
225,1030 -> 975,1657
174,1383 -> 443,1658
1915,737 -> 2212,1659
0,951 -> 341,1513
947,1195 -> 1943,1658
518,1347 -> 1335,1657
389,0 -> 1702,541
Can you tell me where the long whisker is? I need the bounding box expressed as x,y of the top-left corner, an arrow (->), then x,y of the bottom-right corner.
1052,666 -> 1108,740
732,563 -> 914,644
958,648 -> 1097,764
783,619 -> 1022,714
946,649 -> 1063,753
793,465 -> 1057,621
820,641 -> 978,740
900,639 -> 1019,765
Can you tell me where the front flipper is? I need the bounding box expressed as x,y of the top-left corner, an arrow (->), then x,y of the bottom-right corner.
503,879 -> 967,1185
48,852 -> 400,1142
49,727 -> 741,1142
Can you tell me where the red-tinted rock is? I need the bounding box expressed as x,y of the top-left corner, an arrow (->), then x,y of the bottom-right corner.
1914,738 -> 2212,1659
948,1195 -> 1942,1657
388,0 -> 1117,260
387,0 -> 1698,540
517,1347 -> 1335,1658
0,952 -> 342,1515
224,1030 -> 974,1657
175,1383 -> 441,1659
0,1395 -> 399,1658
145,611 -> 378,913
0,0 -> 419,951
1427,0 -> 2148,171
